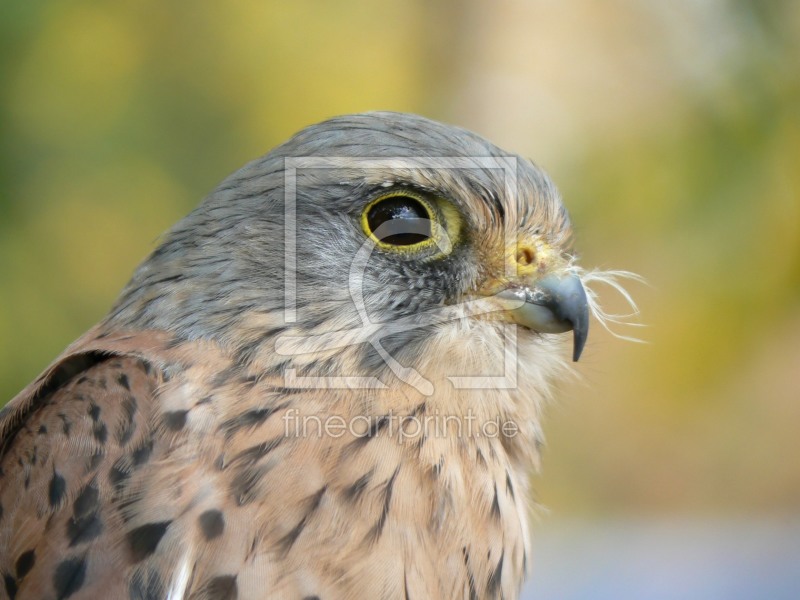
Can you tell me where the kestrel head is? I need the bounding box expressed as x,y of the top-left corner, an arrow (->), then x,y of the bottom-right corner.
109,112 -> 610,398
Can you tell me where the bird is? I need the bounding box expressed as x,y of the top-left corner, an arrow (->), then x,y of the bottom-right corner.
0,112 -> 608,599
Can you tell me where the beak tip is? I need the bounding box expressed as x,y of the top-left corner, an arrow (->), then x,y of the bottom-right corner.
572,326 -> 587,361
570,302 -> 589,362
547,274 -> 589,363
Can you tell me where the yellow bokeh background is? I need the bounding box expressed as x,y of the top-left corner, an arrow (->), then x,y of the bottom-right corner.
1,0 -> 798,526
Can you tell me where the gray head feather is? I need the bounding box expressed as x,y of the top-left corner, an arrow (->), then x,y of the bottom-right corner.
107,112 -> 571,370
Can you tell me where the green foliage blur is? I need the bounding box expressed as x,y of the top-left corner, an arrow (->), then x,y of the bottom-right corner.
1,1 -> 798,516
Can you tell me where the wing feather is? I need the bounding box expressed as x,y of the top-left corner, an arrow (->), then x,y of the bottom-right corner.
0,331 -> 166,599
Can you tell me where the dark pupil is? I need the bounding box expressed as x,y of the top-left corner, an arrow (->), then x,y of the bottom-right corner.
367,196 -> 432,245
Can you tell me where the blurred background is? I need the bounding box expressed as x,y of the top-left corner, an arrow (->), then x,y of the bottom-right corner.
1,0 -> 798,597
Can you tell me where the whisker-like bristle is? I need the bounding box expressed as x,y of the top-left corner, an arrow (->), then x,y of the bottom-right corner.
569,267 -> 647,343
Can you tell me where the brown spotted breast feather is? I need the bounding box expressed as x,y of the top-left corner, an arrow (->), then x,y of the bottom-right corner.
0,326 -> 529,600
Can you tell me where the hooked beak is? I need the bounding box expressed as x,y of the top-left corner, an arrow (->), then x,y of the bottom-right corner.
495,273 -> 589,361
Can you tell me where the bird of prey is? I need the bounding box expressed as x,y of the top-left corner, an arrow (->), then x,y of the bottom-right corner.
0,112 -> 609,599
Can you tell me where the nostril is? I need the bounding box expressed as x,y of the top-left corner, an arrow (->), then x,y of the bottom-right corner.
516,246 -> 535,267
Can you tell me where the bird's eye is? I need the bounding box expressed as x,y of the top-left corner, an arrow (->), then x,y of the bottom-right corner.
362,193 -> 434,247
360,190 -> 463,257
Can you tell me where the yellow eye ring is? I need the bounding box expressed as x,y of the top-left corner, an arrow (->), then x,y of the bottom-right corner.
360,190 -> 464,257
361,191 -> 437,251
